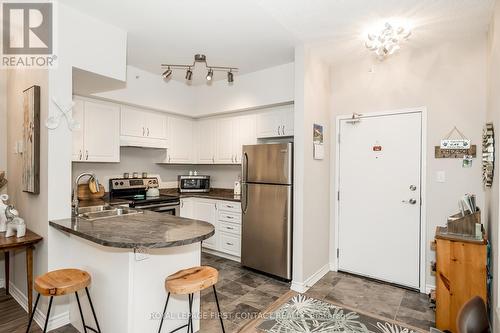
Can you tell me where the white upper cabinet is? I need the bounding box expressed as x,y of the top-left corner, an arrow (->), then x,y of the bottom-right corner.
233,114 -> 257,163
215,118 -> 236,164
256,105 -> 294,138
72,98 -> 120,163
165,117 -> 195,164
196,119 -> 216,164
120,106 -> 168,148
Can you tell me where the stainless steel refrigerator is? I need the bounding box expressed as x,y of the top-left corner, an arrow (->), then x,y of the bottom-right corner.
241,143 -> 293,280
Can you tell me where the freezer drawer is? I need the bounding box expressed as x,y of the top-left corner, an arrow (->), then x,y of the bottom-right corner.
241,183 -> 292,279
242,143 -> 292,185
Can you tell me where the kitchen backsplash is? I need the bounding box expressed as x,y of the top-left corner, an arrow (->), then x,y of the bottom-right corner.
72,147 -> 241,191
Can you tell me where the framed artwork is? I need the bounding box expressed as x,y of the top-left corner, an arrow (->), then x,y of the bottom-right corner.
22,85 -> 40,194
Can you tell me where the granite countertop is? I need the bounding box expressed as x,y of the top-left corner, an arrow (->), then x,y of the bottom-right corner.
50,210 -> 214,249
160,188 -> 241,202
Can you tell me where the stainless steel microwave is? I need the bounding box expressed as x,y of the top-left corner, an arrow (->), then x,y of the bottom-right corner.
178,175 -> 210,193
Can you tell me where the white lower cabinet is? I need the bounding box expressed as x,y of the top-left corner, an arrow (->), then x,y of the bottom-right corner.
180,198 -> 241,259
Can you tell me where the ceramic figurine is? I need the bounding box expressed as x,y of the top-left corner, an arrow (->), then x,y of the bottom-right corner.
4,205 -> 26,238
0,194 -> 9,233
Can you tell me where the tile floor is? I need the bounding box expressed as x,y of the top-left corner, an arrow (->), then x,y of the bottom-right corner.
201,252 -> 435,332
2,253 -> 435,332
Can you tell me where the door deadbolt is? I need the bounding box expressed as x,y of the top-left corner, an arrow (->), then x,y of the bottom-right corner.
409,185 -> 417,191
402,199 -> 417,205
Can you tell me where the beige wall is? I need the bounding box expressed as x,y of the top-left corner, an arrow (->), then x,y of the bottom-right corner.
0,70 -> 6,284
487,0 -> 500,328
6,69 -> 50,309
293,45 -> 332,286
328,36 -> 488,290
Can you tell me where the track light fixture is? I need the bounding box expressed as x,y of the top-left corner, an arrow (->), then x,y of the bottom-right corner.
162,67 -> 172,79
161,54 -> 238,84
206,68 -> 214,81
185,67 -> 193,81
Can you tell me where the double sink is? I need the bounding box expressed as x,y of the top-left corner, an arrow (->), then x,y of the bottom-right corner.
76,205 -> 142,221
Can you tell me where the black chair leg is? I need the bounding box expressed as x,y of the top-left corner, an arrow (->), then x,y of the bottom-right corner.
158,292 -> 171,333
187,293 -> 194,333
43,296 -> 54,333
213,286 -> 225,333
85,287 -> 102,333
25,293 -> 40,333
75,291 -> 88,333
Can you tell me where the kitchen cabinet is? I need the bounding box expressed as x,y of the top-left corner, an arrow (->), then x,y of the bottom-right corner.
72,98 -> 120,163
196,119 -> 216,164
180,198 -> 241,259
164,117 -> 195,164
120,106 -> 168,149
193,199 -> 218,250
233,114 -> 257,163
215,118 -> 235,164
256,106 -> 294,138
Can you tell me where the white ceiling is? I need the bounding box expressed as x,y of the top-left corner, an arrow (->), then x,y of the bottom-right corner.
60,0 -> 494,84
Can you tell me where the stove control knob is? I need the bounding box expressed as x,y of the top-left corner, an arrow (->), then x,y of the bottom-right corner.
114,182 -> 119,186
120,181 -> 124,185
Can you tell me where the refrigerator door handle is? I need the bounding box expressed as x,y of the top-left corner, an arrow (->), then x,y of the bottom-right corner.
242,182 -> 249,214
243,152 -> 249,183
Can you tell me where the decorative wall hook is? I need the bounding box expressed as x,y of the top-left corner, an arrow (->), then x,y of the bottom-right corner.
47,98 -> 80,131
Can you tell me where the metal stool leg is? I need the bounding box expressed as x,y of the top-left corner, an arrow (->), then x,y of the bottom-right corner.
158,292 -> 170,333
187,294 -> 194,333
213,286 -> 225,333
25,293 -> 40,333
43,296 -> 54,333
85,287 -> 102,333
75,291 -> 88,333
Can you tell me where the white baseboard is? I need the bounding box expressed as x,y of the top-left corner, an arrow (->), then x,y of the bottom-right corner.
291,263 -> 330,293
9,281 -> 70,331
202,248 -> 241,263
425,284 -> 436,294
0,278 -> 4,288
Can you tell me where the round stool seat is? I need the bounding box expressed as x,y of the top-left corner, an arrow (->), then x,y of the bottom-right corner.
166,266 -> 218,295
35,269 -> 91,296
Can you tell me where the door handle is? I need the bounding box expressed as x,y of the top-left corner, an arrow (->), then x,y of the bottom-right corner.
402,199 -> 417,205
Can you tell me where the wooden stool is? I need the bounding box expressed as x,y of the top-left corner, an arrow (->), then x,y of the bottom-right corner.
26,269 -> 101,333
158,266 -> 225,333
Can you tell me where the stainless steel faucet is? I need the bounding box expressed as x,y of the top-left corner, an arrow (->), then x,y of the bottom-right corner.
73,172 -> 100,215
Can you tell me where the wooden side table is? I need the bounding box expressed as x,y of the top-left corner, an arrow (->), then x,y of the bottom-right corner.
1,229 -> 43,316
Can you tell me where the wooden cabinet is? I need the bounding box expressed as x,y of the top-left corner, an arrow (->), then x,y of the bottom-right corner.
164,117 -> 194,164
72,98 -> 120,163
435,232 -> 487,333
120,106 -> 168,148
256,106 -> 294,138
196,119 -> 216,164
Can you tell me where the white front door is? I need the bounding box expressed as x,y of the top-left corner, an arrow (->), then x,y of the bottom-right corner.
338,111 -> 422,289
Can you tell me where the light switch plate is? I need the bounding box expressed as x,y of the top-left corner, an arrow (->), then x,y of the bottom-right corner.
436,171 -> 446,183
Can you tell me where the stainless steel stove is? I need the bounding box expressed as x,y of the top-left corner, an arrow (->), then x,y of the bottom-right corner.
109,177 -> 180,215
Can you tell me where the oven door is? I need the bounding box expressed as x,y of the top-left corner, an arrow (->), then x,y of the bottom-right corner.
135,202 -> 180,216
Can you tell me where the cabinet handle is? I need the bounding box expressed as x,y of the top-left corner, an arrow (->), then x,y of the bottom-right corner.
226,242 -> 234,246
282,125 -> 285,135
85,150 -> 89,160
147,128 -> 150,136
226,215 -> 234,219
168,155 -> 171,163
277,126 -> 280,135
215,203 -> 218,210
181,200 -> 184,208
226,226 -> 234,230
212,156 -> 215,163
142,127 -> 145,136
78,150 -> 82,160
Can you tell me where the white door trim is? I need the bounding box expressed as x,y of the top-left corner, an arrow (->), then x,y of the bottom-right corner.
332,107 -> 428,293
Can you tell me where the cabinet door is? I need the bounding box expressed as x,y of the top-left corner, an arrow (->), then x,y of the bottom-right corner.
121,107 -> 145,137
180,198 -> 194,219
168,117 -> 194,164
234,115 -> 256,164
72,99 -> 85,161
197,119 -> 216,164
256,111 -> 281,138
145,111 -> 168,140
83,101 -> 120,162
193,200 -> 217,249
282,109 -> 294,136
215,118 -> 235,164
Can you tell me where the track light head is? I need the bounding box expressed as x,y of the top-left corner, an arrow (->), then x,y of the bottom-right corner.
185,68 -> 193,81
162,67 -> 172,79
227,71 -> 234,83
206,68 -> 214,81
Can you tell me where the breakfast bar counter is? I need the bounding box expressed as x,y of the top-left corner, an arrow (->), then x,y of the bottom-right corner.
49,211 -> 215,333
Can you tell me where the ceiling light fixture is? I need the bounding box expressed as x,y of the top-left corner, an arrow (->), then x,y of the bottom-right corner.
206,68 -> 214,81
161,54 -> 238,84
185,67 -> 193,81
365,22 -> 411,60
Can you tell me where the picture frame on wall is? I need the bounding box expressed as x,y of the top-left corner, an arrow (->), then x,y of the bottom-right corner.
22,85 -> 41,194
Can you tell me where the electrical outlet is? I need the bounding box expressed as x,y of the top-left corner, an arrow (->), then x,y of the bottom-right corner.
436,171 -> 446,183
